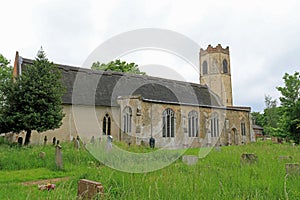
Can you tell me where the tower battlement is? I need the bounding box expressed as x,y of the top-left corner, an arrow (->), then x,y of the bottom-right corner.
200,44 -> 229,56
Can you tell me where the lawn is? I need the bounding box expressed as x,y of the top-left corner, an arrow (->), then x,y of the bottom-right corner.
0,139 -> 299,199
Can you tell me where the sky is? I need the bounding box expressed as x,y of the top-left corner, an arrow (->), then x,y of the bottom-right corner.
1,0 -> 300,112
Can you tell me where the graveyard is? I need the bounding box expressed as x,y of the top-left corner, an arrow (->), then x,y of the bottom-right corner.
0,139 -> 299,199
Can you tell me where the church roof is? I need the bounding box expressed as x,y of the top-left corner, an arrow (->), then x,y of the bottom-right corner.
18,57 -> 223,108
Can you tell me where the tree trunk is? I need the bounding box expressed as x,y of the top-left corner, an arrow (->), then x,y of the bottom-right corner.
24,130 -> 31,146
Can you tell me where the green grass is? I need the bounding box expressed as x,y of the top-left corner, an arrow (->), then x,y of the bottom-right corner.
0,140 -> 299,199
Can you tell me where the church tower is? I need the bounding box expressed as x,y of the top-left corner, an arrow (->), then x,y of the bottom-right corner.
199,44 -> 233,106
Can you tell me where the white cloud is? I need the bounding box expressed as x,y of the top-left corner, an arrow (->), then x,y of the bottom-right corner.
1,0 -> 300,112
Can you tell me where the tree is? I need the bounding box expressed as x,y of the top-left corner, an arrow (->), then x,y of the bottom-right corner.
251,111 -> 265,127
277,72 -> 300,143
0,54 -> 12,110
263,95 -> 281,136
91,59 -> 145,75
0,48 -> 65,145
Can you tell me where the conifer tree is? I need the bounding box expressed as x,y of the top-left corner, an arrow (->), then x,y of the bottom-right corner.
1,48 -> 65,145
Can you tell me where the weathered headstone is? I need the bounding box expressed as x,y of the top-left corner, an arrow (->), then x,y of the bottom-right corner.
78,179 -> 104,199
39,151 -> 46,159
182,155 -> 199,165
90,136 -> 95,144
285,163 -> 300,175
55,144 -> 63,169
241,153 -> 258,164
149,137 -> 155,149
73,137 -> 80,150
17,137 -> 23,146
106,136 -> 113,151
215,146 -> 221,152
279,156 -> 292,161
52,137 -> 56,145
43,136 -> 47,146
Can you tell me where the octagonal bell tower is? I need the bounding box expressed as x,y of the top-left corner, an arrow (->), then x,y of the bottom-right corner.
199,44 -> 233,106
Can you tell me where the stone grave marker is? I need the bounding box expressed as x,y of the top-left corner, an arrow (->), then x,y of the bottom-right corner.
241,153 -> 257,164
182,155 -> 199,165
55,144 -> 63,169
215,146 -> 221,152
78,179 -> 104,199
279,156 -> 292,161
285,163 -> 300,175
39,151 -> 46,159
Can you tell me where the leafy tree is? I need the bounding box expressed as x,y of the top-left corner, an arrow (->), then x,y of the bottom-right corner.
277,72 -> 300,143
0,48 -> 65,145
251,111 -> 265,127
263,95 -> 281,136
91,59 -> 145,75
0,54 -> 12,110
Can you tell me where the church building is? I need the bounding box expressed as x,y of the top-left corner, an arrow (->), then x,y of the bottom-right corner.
13,44 -> 254,147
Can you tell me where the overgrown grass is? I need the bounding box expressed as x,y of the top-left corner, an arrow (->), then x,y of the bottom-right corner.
0,141 -> 299,199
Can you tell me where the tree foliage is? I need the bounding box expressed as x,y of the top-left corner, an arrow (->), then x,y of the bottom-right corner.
0,49 -> 65,145
91,59 -> 145,75
277,72 -> 300,143
0,54 -> 13,109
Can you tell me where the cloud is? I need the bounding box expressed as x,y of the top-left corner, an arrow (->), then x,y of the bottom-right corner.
1,0 -> 300,112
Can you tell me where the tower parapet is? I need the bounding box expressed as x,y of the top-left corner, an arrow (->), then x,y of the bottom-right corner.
200,44 -> 229,56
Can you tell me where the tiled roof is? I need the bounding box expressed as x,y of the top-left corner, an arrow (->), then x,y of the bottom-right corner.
20,58 -> 222,107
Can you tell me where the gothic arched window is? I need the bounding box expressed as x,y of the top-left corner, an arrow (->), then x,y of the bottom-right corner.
210,113 -> 219,137
203,61 -> 208,74
123,107 -> 132,133
223,59 -> 228,74
162,108 -> 175,138
188,110 -> 199,137
103,113 -> 111,135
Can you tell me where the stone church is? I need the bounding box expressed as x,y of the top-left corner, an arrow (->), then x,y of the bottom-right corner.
13,44 -> 254,147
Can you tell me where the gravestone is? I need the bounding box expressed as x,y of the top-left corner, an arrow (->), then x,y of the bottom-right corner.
52,137 -> 56,145
279,156 -> 292,161
43,136 -> 47,146
215,146 -> 221,152
285,163 -> 300,175
90,136 -> 95,144
149,137 -> 155,149
74,138 -> 80,150
55,144 -> 63,169
182,155 -> 198,165
106,136 -> 113,151
78,179 -> 104,199
39,151 -> 46,159
241,153 -> 258,164
17,137 -> 23,146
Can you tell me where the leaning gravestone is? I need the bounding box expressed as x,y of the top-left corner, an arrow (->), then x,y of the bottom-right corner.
55,144 -> 63,169
182,155 -> 199,165
241,153 -> 258,164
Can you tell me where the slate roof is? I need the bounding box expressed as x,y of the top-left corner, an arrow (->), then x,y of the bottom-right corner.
20,57 -> 222,107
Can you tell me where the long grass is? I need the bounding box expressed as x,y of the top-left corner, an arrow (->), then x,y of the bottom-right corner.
0,140 -> 299,199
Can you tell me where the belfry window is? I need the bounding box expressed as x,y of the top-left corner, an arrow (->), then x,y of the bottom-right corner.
223,59 -> 228,74
203,61 -> 208,74
162,108 -> 175,138
188,110 -> 199,137
103,113 -> 111,135
123,107 -> 132,133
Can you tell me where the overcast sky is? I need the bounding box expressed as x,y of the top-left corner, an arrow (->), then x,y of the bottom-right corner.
1,0 -> 300,112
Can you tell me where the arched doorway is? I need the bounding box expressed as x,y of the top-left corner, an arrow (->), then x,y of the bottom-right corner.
231,128 -> 239,145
